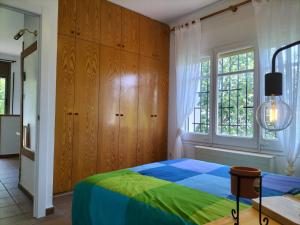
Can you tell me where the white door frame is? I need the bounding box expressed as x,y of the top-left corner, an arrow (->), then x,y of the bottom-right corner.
0,0 -> 58,218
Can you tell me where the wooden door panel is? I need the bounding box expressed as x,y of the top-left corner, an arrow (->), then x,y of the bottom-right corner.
156,62 -> 169,161
101,1 -> 122,49
139,16 -> 155,58
76,0 -> 101,43
58,0 -> 76,37
137,56 -> 158,164
72,40 -> 100,185
98,46 -> 121,172
158,24 -> 170,61
54,35 -> 76,193
119,51 -> 138,169
121,8 -> 139,54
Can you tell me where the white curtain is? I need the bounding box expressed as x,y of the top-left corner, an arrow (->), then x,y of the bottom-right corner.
172,22 -> 202,159
253,0 -> 300,175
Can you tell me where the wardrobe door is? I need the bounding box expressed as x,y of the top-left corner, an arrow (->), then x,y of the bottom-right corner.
118,51 -> 139,169
98,46 -> 121,172
139,16 -> 155,58
137,56 -> 158,164
58,0 -> 76,37
158,24 -> 170,61
156,62 -> 169,161
121,8 -> 139,54
72,40 -> 100,185
101,0 -> 122,49
76,0 -> 101,43
54,35 -> 76,193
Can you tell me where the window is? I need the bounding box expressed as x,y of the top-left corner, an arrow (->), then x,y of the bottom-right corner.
0,61 -> 11,115
185,46 -> 258,149
186,58 -> 211,134
217,48 -> 254,137
0,77 -> 7,114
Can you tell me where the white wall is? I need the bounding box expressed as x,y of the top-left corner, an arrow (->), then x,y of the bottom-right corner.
167,0 -> 300,177
0,0 -> 58,218
0,7 -> 23,55
0,7 -> 23,115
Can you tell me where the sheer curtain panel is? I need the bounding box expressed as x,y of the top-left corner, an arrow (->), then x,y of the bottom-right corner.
172,22 -> 202,159
253,0 -> 300,175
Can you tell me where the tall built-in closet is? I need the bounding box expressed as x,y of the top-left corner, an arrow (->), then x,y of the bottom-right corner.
54,0 -> 169,193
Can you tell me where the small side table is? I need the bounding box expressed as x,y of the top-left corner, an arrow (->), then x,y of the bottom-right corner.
205,208 -> 279,225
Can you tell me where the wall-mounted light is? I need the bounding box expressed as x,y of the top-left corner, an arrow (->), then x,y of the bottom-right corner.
256,40 -> 300,131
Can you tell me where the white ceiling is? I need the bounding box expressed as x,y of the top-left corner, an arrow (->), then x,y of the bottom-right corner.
109,0 -> 220,23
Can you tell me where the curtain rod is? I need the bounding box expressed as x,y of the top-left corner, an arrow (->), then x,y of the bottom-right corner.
170,0 -> 251,32
0,58 -> 16,63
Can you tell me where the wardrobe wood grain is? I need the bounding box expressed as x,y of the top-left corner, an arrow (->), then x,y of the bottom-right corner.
54,35 -> 76,193
121,8 -> 139,54
139,16 -> 155,58
137,56 -> 159,164
72,40 -> 100,185
118,51 -> 139,169
101,0 -> 122,49
159,24 -> 170,61
98,46 -> 121,172
76,0 -> 101,43
156,62 -> 169,161
58,0 -> 76,37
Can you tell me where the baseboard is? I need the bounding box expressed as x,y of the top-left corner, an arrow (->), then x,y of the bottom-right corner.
0,153 -> 19,158
46,206 -> 55,215
18,183 -> 33,201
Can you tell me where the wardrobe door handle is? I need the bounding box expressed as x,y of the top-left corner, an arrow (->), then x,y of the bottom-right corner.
115,114 -> 119,116
70,30 -> 75,35
67,112 -> 73,115
120,114 -> 124,117
122,44 -> 125,48
74,113 -> 79,116
76,32 -> 80,36
117,43 -> 121,47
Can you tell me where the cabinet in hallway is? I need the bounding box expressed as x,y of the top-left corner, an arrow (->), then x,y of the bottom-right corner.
98,46 -> 139,172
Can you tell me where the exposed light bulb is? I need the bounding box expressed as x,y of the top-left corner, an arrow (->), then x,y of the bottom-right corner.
269,100 -> 278,123
256,96 -> 292,131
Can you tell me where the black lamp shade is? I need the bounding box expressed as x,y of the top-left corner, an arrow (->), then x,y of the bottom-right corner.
265,72 -> 282,96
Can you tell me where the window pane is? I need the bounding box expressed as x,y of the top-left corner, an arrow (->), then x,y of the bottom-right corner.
217,48 -> 255,138
186,58 -> 210,134
0,78 -> 6,114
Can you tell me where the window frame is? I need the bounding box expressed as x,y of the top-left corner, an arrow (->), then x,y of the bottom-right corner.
183,42 -> 262,152
0,61 -> 11,115
183,52 -> 214,144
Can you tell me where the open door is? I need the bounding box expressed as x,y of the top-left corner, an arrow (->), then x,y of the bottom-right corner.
19,41 -> 38,206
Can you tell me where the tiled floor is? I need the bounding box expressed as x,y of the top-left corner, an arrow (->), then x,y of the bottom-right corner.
0,157 -> 72,225
0,157 -> 33,223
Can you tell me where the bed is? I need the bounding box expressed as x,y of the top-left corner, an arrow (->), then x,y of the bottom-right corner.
72,158 -> 300,225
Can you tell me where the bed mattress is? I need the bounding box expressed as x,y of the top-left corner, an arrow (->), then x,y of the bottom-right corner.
72,158 -> 300,225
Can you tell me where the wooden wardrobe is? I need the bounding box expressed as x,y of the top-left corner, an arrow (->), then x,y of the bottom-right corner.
54,0 -> 169,194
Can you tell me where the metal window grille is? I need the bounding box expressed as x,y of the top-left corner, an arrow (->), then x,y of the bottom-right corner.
217,48 -> 255,137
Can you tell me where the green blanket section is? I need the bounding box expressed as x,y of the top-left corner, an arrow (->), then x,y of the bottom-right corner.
73,169 -> 249,225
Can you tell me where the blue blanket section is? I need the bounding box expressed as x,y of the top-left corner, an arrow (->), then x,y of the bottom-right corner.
130,158 -> 300,205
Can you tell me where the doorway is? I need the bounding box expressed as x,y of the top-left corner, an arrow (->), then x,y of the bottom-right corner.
0,5 -> 40,221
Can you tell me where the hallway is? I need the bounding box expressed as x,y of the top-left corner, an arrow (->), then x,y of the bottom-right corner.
0,157 -> 32,220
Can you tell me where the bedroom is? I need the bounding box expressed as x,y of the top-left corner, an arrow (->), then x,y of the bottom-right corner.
0,0 -> 299,224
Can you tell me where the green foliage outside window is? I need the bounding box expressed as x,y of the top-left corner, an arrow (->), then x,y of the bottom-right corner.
0,78 -> 6,115
217,48 -> 254,137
